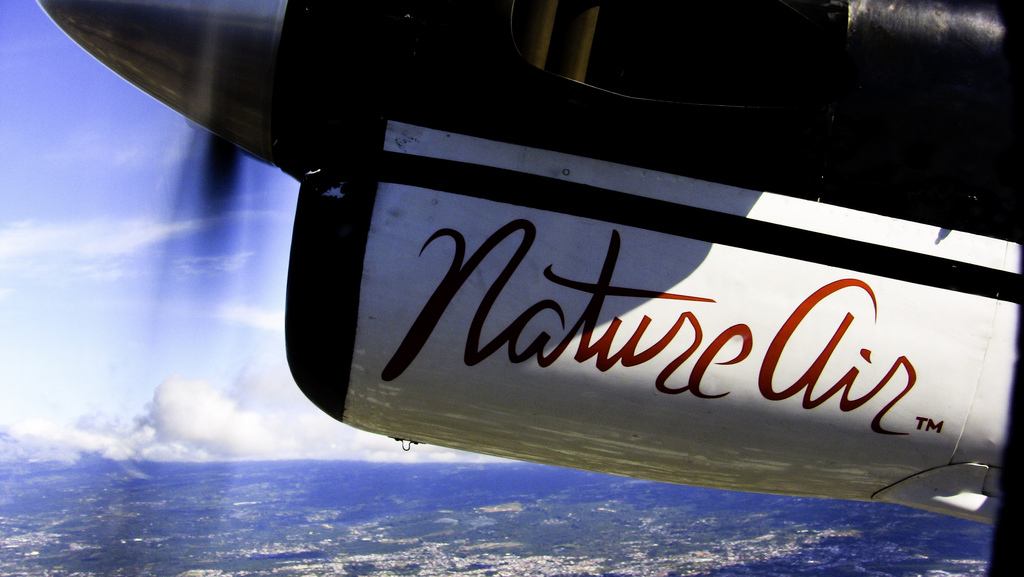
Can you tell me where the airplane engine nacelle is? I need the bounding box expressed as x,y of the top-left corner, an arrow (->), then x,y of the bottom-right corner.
284,121 -> 1018,524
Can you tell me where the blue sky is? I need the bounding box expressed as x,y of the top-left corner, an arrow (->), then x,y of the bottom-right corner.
0,0 -> 483,463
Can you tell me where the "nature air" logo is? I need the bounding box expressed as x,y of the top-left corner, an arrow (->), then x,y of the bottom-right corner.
382,220 -> 917,435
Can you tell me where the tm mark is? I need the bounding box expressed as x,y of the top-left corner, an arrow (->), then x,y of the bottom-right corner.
915,417 -> 943,433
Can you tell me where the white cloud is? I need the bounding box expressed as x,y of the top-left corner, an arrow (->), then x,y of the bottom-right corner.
217,304 -> 284,331
0,218 -> 271,288
2,371 -> 502,465
42,124 -> 161,169
0,218 -> 201,282
0,218 -> 196,260
174,252 -> 254,276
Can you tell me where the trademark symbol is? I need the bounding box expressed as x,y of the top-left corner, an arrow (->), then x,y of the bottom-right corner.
915,416 -> 943,433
